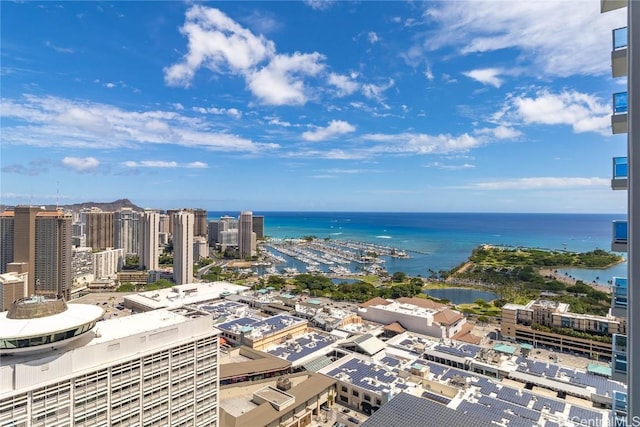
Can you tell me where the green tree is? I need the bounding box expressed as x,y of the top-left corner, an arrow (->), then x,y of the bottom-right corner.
391,271 -> 407,283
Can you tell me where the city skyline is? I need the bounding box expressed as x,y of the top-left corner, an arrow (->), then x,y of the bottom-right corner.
0,1 -> 629,213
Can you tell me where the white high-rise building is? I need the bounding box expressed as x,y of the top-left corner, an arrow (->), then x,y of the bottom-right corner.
114,208 -> 140,255
139,211 -> 160,271
173,211 -> 194,285
0,297 -> 219,426
238,211 -> 255,259
92,248 -> 124,279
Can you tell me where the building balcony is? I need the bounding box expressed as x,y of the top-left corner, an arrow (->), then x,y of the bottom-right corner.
612,220 -> 627,252
613,391 -> 628,416
611,277 -> 627,317
612,334 -> 627,382
612,92 -> 628,134
601,0 -> 627,13
611,157 -> 628,190
611,27 -> 628,77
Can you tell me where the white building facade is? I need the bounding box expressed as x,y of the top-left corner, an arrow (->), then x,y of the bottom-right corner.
173,211 -> 194,286
0,309 -> 220,427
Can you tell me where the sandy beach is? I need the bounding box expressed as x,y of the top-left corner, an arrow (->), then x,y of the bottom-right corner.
539,268 -> 612,294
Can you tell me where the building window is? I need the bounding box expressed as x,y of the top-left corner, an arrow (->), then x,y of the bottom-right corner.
341,386 -> 347,393
352,390 -> 359,397
339,395 -> 348,403
364,394 -> 371,402
375,399 -> 381,406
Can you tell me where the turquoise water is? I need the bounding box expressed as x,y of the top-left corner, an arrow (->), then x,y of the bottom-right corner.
209,212 -> 627,282
423,288 -> 498,304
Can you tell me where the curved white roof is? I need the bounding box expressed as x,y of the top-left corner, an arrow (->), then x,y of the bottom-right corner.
0,304 -> 104,339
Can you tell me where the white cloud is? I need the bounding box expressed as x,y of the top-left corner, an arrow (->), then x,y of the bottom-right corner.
328,73 -> 359,96
164,6 -> 325,106
164,5 -> 274,87
1,94 -> 279,153
469,177 -> 609,190
267,117 -> 293,127
193,106 -> 242,118
186,161 -> 208,168
362,132 -> 482,155
62,156 -> 100,172
122,160 -> 209,169
424,1 -> 627,77
302,120 -> 356,142
304,0 -> 335,11
475,125 -> 521,140
424,162 -> 475,170
463,68 -> 503,88
368,31 -> 379,44
247,52 -> 325,105
44,40 -> 75,54
361,79 -> 395,101
501,89 -> 611,135
424,66 -> 434,81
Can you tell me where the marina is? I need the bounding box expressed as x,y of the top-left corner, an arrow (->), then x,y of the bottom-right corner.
261,238 -> 415,276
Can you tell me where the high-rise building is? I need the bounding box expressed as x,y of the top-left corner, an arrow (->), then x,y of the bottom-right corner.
12,206 -> 39,294
193,236 -> 208,261
34,210 -> 72,300
93,248 -> 124,279
602,0 -> 636,423
0,297 -> 219,426
238,211 -> 255,259
139,211 -> 160,271
252,215 -> 265,240
4,207 -> 72,299
194,208 -> 208,237
166,209 -> 181,235
208,220 -> 220,247
114,208 -> 140,255
173,211 -> 194,285
85,211 -> 114,250
0,211 -> 14,274
158,213 -> 170,234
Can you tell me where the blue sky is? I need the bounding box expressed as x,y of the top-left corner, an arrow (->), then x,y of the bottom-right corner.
0,1 -> 628,213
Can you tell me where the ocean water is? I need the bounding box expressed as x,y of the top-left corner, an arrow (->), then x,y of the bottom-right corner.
208,212 -> 628,283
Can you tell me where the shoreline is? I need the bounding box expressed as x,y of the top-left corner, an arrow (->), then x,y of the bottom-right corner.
539,268 -> 612,294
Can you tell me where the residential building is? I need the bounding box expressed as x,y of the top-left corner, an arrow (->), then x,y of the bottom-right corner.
139,210 -> 160,271
173,211 -> 194,285
113,208 -> 140,255
602,0 -> 638,423
194,208 -> 208,237
34,210 -> 72,300
85,211 -> 114,250
0,272 -> 28,311
252,215 -> 265,240
194,236 -> 209,260
92,248 -> 123,279
238,211 -> 255,259
0,296 -> 219,426
208,220 -> 220,247
501,300 -> 625,359
11,206 -> 39,294
0,207 -> 72,300
158,213 -> 170,234
0,212 -> 14,274
71,246 -> 94,287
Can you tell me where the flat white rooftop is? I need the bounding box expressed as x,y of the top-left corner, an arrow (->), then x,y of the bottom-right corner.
124,281 -> 250,310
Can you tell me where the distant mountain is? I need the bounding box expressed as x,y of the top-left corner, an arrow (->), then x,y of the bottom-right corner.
58,198 -> 145,212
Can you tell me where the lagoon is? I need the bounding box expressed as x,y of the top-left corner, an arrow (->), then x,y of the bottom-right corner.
423,288 -> 498,305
